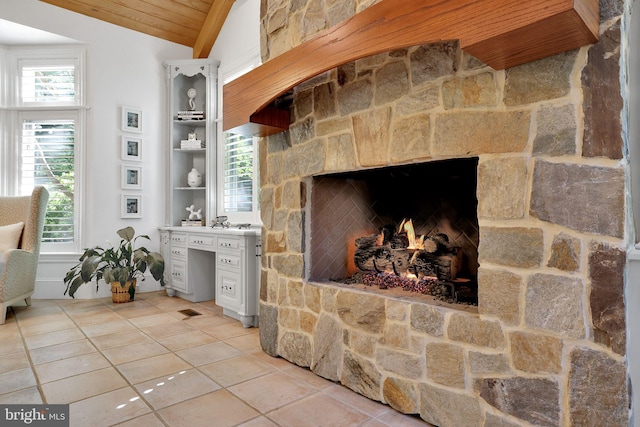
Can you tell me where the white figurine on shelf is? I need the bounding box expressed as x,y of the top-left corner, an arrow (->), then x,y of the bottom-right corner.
186,205 -> 202,220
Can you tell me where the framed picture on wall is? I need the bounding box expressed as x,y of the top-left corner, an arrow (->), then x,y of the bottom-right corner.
121,194 -> 142,218
122,106 -> 142,133
121,136 -> 142,161
121,165 -> 142,189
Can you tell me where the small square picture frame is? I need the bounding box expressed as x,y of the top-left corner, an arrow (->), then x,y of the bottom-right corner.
121,136 -> 142,161
121,165 -> 142,190
122,106 -> 142,133
121,194 -> 142,218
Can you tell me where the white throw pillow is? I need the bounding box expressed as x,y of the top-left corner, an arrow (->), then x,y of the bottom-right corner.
0,222 -> 25,253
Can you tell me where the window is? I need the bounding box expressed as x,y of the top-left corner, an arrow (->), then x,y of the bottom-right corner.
217,54 -> 261,225
217,131 -> 260,223
20,60 -> 77,105
20,112 -> 77,246
2,48 -> 85,252
222,132 -> 256,212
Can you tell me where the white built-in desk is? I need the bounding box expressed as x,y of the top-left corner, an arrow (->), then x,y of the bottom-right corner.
159,226 -> 261,327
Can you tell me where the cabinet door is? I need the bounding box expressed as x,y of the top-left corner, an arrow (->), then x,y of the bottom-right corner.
216,269 -> 242,311
170,260 -> 188,293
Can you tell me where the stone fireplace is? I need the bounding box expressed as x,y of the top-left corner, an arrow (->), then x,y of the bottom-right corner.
257,1 -> 629,426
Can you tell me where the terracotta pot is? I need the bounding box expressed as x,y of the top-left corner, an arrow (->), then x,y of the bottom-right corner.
110,279 -> 136,303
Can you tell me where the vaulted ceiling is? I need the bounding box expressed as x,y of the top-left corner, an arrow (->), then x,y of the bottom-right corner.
39,0 -> 235,58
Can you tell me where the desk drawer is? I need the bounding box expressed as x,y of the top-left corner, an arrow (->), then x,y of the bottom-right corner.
170,246 -> 187,258
217,236 -> 241,250
189,234 -> 215,249
217,253 -> 241,270
170,233 -> 187,245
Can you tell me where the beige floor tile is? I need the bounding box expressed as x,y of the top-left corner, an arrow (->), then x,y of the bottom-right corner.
110,305 -> 162,319
251,350 -> 298,370
180,313 -> 234,329
134,368 -> 221,409
158,389 -> 259,427
0,386 -> 43,404
202,322 -> 256,339
375,409 -> 432,426
141,320 -> 196,339
228,372 -> 317,413
0,351 -> 30,374
0,367 -> 37,395
42,367 -> 128,404
225,331 -> 261,352
116,353 -> 191,384
237,416 -> 280,427
35,352 -> 111,384
69,387 -> 151,427
324,384 -> 390,418
18,317 -> 77,336
24,328 -> 86,350
154,330 -> 218,351
281,364 -> 335,390
16,311 -> 69,327
359,420 -> 391,427
13,303 -> 63,320
127,313 -> 179,328
200,355 -> 273,387
102,340 -> 169,365
0,322 -> 21,340
0,337 -> 26,356
176,341 -> 242,367
268,393 -> 371,427
29,339 -> 96,365
81,319 -> 137,337
90,329 -> 154,351
70,309 -> 124,326
110,413 -> 166,427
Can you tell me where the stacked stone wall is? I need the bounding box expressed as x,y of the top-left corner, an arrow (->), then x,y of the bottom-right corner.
258,1 -> 629,425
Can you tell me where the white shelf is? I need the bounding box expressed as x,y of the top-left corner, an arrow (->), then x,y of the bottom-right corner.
166,59 -> 219,227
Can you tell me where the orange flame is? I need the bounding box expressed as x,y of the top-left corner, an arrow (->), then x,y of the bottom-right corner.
400,219 -> 425,250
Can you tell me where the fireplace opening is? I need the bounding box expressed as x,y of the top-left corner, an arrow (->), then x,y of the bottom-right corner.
309,158 -> 479,305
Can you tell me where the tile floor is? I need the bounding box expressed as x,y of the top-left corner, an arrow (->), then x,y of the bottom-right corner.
0,291 -> 430,427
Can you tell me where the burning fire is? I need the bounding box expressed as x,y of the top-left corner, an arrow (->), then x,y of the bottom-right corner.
398,219 -> 424,249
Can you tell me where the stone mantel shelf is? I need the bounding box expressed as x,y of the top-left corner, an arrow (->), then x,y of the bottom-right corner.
222,0 -> 599,137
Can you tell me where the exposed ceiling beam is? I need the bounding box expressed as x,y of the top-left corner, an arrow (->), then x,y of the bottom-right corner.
193,0 -> 235,58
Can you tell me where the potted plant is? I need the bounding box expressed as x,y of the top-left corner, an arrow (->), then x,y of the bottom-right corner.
63,226 -> 165,303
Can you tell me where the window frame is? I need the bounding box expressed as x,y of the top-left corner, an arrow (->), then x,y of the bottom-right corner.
216,51 -> 262,225
2,47 -> 86,253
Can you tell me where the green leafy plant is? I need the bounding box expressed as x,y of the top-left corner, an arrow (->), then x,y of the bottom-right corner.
64,226 -> 165,299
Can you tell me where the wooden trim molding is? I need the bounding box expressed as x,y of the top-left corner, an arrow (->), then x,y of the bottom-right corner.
223,0 -> 599,136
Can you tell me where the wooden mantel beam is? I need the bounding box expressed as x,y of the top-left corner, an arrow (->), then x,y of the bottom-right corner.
223,0 -> 599,137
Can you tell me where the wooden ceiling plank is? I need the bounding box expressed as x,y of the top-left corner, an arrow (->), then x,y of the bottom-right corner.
192,0 -> 235,58
119,0 -> 209,25
170,0 -> 214,15
41,0 -> 200,46
222,0 -> 599,136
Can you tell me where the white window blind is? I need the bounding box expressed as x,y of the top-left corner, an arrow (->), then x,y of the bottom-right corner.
21,118 -> 75,244
21,64 -> 75,104
223,132 -> 255,212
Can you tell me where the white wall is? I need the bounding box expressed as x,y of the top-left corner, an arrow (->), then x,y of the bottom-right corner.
1,0 -> 192,298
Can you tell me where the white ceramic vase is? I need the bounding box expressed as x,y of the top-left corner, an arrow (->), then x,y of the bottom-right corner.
187,168 -> 202,187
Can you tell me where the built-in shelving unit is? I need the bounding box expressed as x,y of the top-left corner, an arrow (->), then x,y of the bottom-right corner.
165,59 -> 219,227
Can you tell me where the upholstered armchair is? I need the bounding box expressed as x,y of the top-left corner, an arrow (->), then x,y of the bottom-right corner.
0,187 -> 49,324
